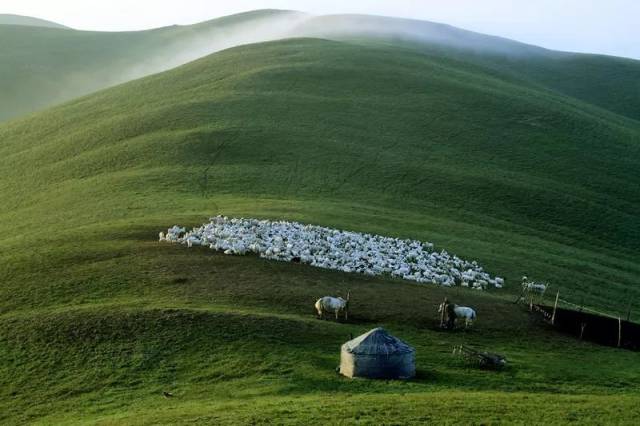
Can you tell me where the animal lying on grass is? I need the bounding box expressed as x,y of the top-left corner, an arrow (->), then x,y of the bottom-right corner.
439,301 -> 477,329
315,292 -> 350,321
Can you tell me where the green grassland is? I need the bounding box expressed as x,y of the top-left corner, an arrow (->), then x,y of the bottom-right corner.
0,9 -> 304,122
295,14 -> 640,122
1,31 -> 639,424
3,10 -> 640,124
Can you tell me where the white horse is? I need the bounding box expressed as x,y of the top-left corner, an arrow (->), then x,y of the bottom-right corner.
439,302 -> 476,328
315,291 -> 350,321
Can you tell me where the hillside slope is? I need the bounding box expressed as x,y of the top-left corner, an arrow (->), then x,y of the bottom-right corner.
1,38 -> 639,423
0,9 -> 305,121
295,14 -> 640,121
0,13 -> 68,29
1,37 -> 639,311
2,11 -> 640,124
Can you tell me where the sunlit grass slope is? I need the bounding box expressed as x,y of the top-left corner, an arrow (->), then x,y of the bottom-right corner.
2,37 -> 638,307
0,38 -> 639,423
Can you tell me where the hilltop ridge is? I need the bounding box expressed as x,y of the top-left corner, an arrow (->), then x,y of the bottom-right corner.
2,10 -> 640,122
0,13 -> 69,29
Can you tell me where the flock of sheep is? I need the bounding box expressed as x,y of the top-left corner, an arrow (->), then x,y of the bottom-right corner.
159,216 -> 504,290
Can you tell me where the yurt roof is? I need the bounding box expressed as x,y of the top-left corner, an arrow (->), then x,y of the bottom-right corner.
343,327 -> 415,355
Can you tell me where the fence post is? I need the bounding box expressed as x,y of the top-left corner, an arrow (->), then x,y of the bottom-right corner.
580,322 -> 587,340
551,290 -> 560,325
626,301 -> 632,322
618,317 -> 622,348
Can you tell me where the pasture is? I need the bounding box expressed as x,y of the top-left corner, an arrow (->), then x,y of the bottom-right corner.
2,237 -> 640,424
0,29 -> 639,424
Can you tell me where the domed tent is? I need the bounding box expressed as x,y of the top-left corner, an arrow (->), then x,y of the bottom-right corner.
339,327 -> 415,379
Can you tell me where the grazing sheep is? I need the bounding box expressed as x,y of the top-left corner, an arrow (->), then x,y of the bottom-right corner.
521,276 -> 547,295
160,217 -> 503,290
516,276 -> 548,304
524,282 -> 547,294
315,291 -> 350,321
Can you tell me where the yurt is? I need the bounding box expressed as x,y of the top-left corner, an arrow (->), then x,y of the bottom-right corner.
339,327 -> 415,379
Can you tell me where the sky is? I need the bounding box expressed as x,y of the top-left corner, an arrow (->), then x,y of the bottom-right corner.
3,0 -> 639,59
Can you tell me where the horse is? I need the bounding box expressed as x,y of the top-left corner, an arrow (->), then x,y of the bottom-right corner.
315,291 -> 350,321
439,301 -> 476,328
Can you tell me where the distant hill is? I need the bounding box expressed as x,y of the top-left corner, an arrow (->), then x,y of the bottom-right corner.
293,14 -> 549,56
0,9 -> 306,122
1,10 -> 639,123
293,14 -> 640,122
0,13 -> 68,29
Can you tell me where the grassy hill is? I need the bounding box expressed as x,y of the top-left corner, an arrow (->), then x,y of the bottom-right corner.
1,35 -> 639,423
295,14 -> 640,122
0,9 -> 305,122
3,11 -> 640,124
0,13 -> 68,29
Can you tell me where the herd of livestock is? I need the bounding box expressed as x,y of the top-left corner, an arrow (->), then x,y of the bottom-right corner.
159,216 -> 546,328
160,216 -> 504,290
160,216 -> 548,330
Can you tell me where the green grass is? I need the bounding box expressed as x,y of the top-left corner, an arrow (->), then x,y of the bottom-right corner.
3,11 -> 640,123
296,14 -> 640,122
1,34 -> 639,423
2,242 -> 640,424
2,37 -> 638,308
0,9 -> 304,122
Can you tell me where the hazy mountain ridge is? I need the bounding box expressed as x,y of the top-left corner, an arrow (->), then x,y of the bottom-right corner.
0,13 -> 69,29
0,9 -> 307,122
1,9 -> 639,122
288,14 -> 640,122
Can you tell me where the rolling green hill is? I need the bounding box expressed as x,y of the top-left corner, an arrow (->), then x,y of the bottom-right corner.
0,9 -> 305,122
295,14 -> 640,122
0,13 -> 69,29
1,34 -> 639,423
3,11 -> 640,124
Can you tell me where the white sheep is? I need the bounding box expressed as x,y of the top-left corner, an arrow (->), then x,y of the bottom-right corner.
158,216 -> 502,290
517,276 -> 548,304
522,276 -> 547,295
